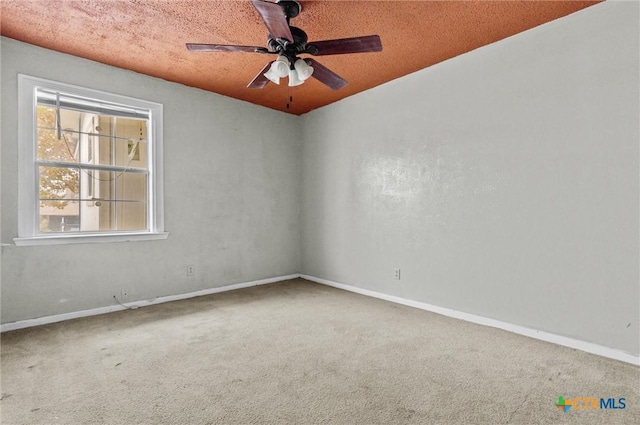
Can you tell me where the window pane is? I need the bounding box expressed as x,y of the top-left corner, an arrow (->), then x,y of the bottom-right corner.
115,172 -> 147,202
78,200 -> 147,232
110,116 -> 147,168
39,165 -> 80,233
117,200 -> 147,231
91,136 -> 115,167
121,139 -> 147,168
38,167 -> 147,233
87,170 -> 147,202
39,203 -> 80,233
36,105 -> 60,131
89,136 -> 147,168
113,171 -> 147,231
86,119 -> 148,168
79,171 -> 148,231
116,117 -> 146,138
37,128 -> 79,162
37,105 -> 148,168
58,108 -> 83,133
39,166 -> 79,203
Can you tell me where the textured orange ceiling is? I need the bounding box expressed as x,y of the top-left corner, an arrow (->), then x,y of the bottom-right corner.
1,0 -> 600,115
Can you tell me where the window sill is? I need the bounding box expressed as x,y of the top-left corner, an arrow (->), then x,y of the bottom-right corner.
13,232 -> 169,246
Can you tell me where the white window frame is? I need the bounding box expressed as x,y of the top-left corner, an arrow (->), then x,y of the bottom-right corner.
15,74 -> 168,246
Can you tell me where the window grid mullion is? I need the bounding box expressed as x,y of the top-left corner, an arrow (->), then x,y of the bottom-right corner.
35,160 -> 149,174
36,125 -> 140,143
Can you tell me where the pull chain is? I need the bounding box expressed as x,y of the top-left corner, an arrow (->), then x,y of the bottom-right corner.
286,85 -> 293,110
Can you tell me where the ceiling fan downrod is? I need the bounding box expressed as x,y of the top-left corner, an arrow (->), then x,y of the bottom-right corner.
276,0 -> 302,22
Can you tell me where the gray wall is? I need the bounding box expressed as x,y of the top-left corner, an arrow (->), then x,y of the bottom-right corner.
1,38 -> 302,323
301,1 -> 639,356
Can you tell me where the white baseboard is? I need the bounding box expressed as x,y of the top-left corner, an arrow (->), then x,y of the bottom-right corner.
301,274 -> 640,366
0,274 -> 299,333
4,272 -> 638,366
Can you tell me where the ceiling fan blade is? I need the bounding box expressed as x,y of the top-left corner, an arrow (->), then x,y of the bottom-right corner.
308,35 -> 382,56
305,59 -> 347,90
252,0 -> 293,43
186,43 -> 265,53
247,62 -> 273,89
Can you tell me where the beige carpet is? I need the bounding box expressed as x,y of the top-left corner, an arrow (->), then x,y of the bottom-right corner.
1,278 -> 638,424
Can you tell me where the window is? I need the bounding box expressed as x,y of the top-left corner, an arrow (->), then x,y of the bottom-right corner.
15,75 -> 167,245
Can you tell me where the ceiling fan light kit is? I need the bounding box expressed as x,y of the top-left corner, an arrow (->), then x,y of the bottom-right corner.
186,0 -> 382,91
263,55 -> 313,86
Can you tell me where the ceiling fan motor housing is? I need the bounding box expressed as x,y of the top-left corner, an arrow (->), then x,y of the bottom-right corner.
268,26 -> 310,56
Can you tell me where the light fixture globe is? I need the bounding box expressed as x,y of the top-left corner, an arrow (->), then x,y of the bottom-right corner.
294,58 -> 313,81
263,56 -> 290,84
288,68 -> 304,87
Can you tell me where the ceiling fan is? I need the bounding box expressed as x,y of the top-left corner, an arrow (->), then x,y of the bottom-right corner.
186,0 -> 382,90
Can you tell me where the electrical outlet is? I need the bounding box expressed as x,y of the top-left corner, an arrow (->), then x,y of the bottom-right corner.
120,288 -> 130,301
187,265 -> 195,277
394,268 -> 401,280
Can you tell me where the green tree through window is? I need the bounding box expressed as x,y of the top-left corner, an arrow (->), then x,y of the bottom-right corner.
37,106 -> 79,211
